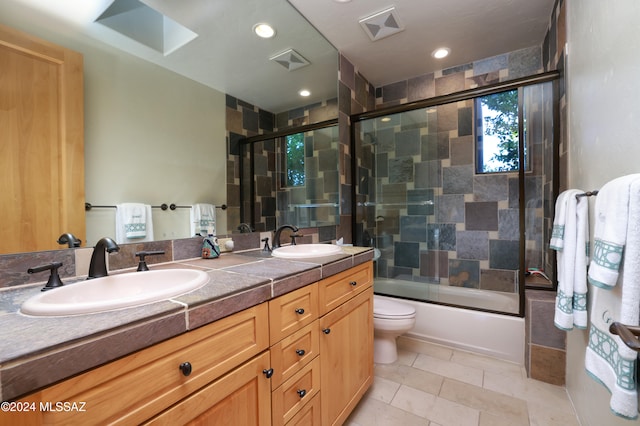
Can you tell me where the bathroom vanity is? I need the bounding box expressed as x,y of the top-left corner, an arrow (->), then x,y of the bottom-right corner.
0,248 -> 373,425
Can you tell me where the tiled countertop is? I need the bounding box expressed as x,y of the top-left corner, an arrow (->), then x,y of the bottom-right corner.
0,246 -> 373,401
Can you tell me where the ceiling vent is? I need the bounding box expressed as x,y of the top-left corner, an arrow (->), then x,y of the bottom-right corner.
96,0 -> 197,56
269,49 -> 310,71
359,6 -> 404,41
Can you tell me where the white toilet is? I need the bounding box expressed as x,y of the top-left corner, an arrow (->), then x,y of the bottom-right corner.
373,296 -> 416,364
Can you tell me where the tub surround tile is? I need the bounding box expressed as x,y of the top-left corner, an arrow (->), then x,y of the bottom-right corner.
450,135 -> 474,166
465,202 -> 499,231
420,250 -> 449,279
407,73 -> 435,102
448,259 -> 480,288
394,242 -> 420,269
456,231 -> 489,260
395,128 -> 421,156
407,188 -> 435,216
443,165 -> 474,194
421,132 -> 450,160
400,216 -> 427,242
414,160 -> 442,188
480,269 -> 517,292
529,345 -> 565,386
388,157 -> 414,183
489,240 -> 520,270
437,194 -> 465,223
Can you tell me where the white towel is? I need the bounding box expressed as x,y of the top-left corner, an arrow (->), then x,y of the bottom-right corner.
585,174 -> 640,420
550,190 -> 570,251
115,203 -> 154,243
190,204 -> 216,236
550,189 -> 589,330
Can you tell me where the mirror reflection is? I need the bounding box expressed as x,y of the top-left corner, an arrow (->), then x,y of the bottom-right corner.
240,124 -> 341,232
0,0 -> 338,254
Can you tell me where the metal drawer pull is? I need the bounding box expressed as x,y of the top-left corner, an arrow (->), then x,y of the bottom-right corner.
179,362 -> 192,376
263,368 -> 274,378
295,308 -> 305,315
350,281 -> 357,286
297,389 -> 307,398
322,328 -> 331,334
295,349 -> 305,356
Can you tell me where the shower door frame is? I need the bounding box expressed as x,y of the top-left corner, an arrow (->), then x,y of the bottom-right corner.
350,71 -> 561,317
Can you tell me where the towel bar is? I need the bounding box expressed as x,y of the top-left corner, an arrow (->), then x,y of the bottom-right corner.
575,190 -> 599,200
86,203 -> 227,211
609,322 -> 640,352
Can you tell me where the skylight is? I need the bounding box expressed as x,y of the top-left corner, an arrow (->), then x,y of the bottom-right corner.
95,0 -> 197,56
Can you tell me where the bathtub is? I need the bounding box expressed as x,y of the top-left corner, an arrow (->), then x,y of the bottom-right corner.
374,280 -> 525,364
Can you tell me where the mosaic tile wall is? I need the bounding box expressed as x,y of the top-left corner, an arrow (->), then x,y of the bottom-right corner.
227,94 -> 342,235
276,126 -> 341,228
353,44 -> 557,293
356,94 -> 551,292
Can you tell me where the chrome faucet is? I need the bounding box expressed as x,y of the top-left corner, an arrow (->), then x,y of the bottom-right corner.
273,224 -> 299,249
87,237 -> 120,279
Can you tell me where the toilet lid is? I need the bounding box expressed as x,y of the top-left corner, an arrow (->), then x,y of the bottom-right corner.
374,297 -> 416,318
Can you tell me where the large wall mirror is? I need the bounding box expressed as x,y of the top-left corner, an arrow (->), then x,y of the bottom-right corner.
239,122 -> 340,233
0,0 -> 338,254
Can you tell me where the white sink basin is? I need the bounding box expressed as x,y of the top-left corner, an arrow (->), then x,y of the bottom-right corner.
20,269 -> 209,317
271,244 -> 343,259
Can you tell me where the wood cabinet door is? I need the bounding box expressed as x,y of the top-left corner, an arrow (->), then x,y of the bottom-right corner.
319,286 -> 374,426
0,23 -> 85,253
144,351 -> 272,425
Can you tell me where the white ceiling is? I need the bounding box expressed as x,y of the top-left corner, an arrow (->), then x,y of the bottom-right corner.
2,0 -> 556,114
289,0 -> 557,87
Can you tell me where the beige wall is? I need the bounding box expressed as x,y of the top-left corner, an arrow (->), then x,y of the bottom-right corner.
0,1 -> 227,247
566,0 -> 640,424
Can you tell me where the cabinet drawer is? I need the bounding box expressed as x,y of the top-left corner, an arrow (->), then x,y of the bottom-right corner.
272,357 -> 321,426
144,351 -> 272,425
29,303 -> 269,426
269,283 -> 318,345
318,262 -> 372,315
270,321 -> 320,389
286,393 -> 321,426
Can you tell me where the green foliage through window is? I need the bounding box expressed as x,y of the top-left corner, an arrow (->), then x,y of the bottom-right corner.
476,90 -> 522,173
286,133 -> 305,186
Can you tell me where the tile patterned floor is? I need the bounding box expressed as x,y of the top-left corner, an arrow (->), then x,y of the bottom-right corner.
346,337 -> 580,426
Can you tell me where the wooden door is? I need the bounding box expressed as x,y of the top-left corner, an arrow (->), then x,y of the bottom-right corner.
0,24 -> 85,253
319,286 -> 374,426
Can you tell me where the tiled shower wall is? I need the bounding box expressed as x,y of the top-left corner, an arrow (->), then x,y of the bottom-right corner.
356,93 -> 549,293
354,44 -> 551,293
227,95 -> 339,234
276,126 -> 341,228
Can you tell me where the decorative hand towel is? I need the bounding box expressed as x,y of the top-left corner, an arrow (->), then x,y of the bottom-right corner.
115,203 -> 154,243
585,174 -> 640,420
190,204 -> 216,236
550,190 -> 570,251
551,189 -> 589,330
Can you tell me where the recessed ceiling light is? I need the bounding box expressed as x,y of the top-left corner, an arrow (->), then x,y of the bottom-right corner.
253,23 -> 275,39
333,0 -> 352,2
299,89 -> 311,97
432,47 -> 450,59
381,117 -> 391,122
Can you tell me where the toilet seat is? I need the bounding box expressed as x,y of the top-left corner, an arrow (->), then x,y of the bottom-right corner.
373,297 -> 416,320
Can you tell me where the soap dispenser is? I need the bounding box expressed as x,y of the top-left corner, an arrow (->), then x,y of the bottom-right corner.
202,226 -> 220,259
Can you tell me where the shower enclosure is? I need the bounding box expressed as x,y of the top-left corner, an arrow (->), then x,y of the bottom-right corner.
353,77 -> 557,316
